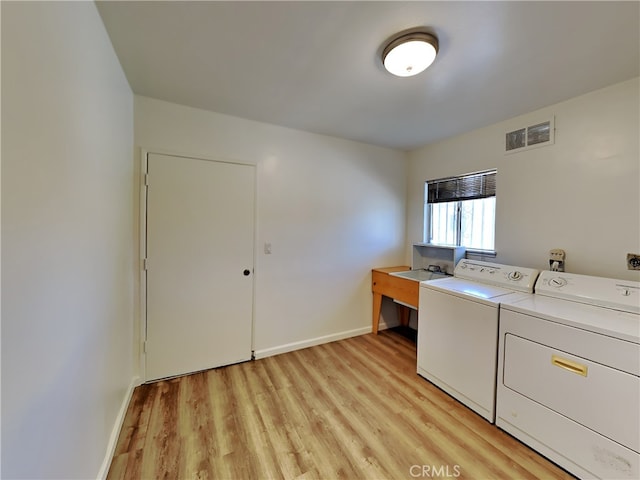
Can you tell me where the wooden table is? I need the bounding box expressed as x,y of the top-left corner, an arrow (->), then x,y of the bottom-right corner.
372,266 -> 419,334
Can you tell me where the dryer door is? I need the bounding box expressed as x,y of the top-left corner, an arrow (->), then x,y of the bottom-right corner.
503,333 -> 639,452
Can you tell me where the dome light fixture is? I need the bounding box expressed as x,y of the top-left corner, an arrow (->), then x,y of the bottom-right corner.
382,31 -> 439,77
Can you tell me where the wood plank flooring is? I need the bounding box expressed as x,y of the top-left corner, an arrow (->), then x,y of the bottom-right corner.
107,331 -> 575,480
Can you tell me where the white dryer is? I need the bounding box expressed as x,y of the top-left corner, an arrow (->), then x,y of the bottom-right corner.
497,271 -> 640,479
417,259 -> 539,422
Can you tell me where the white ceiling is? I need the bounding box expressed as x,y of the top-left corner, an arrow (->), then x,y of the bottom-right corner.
96,1 -> 640,151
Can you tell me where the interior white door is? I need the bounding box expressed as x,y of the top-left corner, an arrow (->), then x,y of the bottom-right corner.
145,153 -> 255,381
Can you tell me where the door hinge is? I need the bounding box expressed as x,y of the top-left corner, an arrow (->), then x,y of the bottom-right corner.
144,173 -> 150,187
143,258 -> 149,271
143,340 -> 147,353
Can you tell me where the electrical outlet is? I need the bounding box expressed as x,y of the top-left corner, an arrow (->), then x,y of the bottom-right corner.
549,248 -> 565,272
627,253 -> 640,270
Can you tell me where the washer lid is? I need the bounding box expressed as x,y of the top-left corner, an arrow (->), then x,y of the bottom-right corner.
422,277 -> 517,301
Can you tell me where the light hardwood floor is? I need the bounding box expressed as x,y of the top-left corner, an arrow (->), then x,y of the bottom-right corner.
107,330 -> 575,480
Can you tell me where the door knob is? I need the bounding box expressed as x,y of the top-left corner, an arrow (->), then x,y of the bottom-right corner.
243,269 -> 251,276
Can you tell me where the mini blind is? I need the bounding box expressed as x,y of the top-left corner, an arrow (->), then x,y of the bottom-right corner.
427,170 -> 496,204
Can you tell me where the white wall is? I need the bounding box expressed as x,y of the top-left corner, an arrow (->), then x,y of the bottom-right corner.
135,96 -> 407,359
407,78 -> 640,281
1,2 -> 135,478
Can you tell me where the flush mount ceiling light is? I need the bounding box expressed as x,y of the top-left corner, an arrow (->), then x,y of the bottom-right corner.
382,31 -> 439,77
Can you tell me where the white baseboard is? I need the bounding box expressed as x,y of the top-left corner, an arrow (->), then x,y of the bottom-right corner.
96,376 -> 141,480
254,326 -> 373,359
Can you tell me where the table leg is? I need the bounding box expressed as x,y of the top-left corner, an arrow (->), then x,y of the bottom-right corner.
372,292 -> 382,334
397,305 -> 410,327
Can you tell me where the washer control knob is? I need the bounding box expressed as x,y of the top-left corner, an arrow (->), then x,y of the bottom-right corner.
508,271 -> 523,281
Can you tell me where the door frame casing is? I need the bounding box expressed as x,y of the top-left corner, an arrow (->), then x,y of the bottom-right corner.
138,148 -> 257,382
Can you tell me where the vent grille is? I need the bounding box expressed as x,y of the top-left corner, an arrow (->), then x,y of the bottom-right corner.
506,117 -> 554,153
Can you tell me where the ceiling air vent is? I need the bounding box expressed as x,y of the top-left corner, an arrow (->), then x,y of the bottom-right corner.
505,117 -> 554,153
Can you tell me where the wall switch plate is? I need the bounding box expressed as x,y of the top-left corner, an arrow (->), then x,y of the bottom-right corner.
627,253 -> 640,270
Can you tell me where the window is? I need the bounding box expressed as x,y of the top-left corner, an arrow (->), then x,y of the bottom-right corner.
424,170 -> 496,252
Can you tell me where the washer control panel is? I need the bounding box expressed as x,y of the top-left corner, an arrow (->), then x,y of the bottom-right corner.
454,260 -> 540,293
536,271 -> 640,314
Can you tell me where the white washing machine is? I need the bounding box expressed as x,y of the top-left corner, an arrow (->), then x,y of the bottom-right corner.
497,271 -> 640,479
417,259 -> 539,422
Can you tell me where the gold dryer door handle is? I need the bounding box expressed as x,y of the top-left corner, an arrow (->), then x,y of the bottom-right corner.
551,355 -> 588,377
